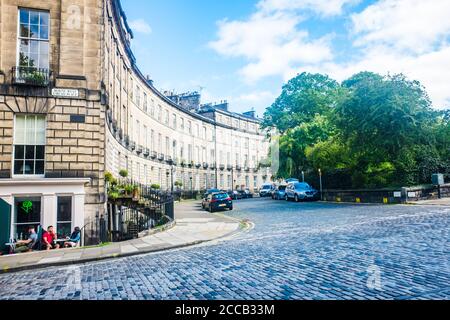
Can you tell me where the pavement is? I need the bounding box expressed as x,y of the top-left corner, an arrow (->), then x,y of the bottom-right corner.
0,201 -> 242,273
408,197 -> 450,206
0,199 -> 448,300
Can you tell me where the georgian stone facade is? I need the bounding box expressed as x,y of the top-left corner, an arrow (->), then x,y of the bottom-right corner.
0,0 -> 271,242
103,0 -> 271,192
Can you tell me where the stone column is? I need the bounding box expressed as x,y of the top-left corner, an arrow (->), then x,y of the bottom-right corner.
73,193 -> 85,229
42,194 -> 57,230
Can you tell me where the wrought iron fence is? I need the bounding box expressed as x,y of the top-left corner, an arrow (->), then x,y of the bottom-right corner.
12,66 -> 50,87
106,179 -> 175,242
82,214 -> 108,246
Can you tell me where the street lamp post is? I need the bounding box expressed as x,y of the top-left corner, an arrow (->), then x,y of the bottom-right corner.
171,165 -> 174,193
166,170 -> 170,192
302,171 -> 305,183
190,176 -> 193,199
318,168 -> 323,201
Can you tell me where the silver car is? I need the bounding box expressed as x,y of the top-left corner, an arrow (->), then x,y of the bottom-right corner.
285,182 -> 319,202
272,185 -> 287,200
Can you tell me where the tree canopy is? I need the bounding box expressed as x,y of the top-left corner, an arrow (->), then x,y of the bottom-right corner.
263,72 -> 449,189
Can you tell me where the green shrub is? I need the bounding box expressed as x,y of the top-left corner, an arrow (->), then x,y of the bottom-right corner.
105,172 -> 114,183
119,169 -> 128,178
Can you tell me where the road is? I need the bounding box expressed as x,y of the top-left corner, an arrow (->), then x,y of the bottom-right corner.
0,198 -> 449,300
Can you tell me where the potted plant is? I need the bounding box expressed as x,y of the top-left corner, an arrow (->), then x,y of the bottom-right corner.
132,185 -> 140,200
119,169 -> 128,178
151,184 -> 161,190
174,181 -> 183,189
124,184 -> 134,197
105,171 -> 114,183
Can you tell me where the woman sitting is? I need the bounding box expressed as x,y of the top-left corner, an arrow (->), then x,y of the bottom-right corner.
64,227 -> 81,248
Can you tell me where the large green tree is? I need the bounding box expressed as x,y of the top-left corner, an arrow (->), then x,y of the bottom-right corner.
264,71 -> 449,188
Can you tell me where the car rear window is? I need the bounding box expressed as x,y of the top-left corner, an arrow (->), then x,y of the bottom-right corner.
278,186 -> 286,191
213,193 -> 229,200
262,185 -> 272,189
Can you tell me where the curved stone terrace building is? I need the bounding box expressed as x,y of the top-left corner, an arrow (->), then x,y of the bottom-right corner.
0,0 -> 272,244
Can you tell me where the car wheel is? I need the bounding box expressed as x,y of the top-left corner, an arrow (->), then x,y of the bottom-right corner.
209,206 -> 214,213
295,195 -> 299,202
285,195 -> 289,201
229,206 -> 233,211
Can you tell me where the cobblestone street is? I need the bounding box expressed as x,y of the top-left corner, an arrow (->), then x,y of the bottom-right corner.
0,199 -> 449,300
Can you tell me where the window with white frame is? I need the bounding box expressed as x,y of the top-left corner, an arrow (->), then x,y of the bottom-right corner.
13,115 -> 46,176
143,93 -> 148,112
18,9 -> 49,70
173,114 -> 177,129
57,196 -> 72,238
143,125 -> 148,148
165,110 -> 169,125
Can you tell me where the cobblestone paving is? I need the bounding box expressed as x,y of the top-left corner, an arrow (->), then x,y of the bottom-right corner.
0,200 -> 449,300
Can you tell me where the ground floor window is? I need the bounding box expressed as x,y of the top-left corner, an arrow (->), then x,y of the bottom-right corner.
57,196 -> 72,238
13,115 -> 46,176
220,174 -> 224,188
14,197 -> 41,240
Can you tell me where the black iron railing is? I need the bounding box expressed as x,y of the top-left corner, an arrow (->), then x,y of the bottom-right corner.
12,66 -> 50,87
107,179 -> 175,242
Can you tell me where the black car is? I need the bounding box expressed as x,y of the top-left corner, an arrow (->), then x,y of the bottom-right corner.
228,190 -> 243,200
202,188 -> 221,200
202,192 -> 233,212
238,189 -> 254,199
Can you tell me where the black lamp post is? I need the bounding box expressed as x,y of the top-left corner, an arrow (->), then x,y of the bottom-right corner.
318,168 -> 323,201
166,170 -> 170,192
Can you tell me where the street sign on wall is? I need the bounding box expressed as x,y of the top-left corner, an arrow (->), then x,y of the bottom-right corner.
52,88 -> 79,98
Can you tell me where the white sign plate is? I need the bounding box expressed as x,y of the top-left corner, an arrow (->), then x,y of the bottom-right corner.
394,192 -> 402,198
52,88 -> 79,98
408,192 -> 417,198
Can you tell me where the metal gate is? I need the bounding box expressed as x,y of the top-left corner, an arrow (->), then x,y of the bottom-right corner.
0,198 -> 11,253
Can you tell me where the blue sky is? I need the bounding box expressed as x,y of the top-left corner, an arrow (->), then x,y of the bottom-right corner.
122,0 -> 450,116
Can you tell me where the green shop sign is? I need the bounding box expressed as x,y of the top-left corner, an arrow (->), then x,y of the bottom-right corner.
20,201 -> 33,214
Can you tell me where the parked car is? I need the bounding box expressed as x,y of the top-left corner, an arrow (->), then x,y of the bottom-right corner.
285,182 -> 319,202
259,183 -> 274,197
285,178 -> 300,184
228,190 -> 243,200
202,192 -> 233,212
238,189 -> 254,199
203,188 -> 221,199
272,185 -> 287,200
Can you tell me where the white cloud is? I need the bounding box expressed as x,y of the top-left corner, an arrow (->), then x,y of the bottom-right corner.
258,0 -> 359,17
351,0 -> 450,54
129,19 -> 152,34
209,0 -> 450,109
209,10 -> 333,83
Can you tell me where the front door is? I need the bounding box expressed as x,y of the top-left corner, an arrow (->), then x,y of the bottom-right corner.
0,198 -> 11,252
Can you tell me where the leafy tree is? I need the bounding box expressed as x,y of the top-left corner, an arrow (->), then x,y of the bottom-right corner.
264,70 -> 449,188
262,73 -> 342,133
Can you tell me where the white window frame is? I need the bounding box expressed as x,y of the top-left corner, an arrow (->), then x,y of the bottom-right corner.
16,8 -> 50,70
12,114 -> 46,178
